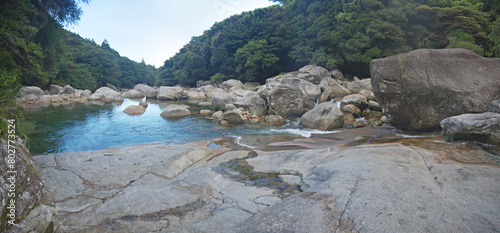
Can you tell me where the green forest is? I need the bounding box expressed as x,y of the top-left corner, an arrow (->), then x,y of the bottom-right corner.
157,0 -> 500,86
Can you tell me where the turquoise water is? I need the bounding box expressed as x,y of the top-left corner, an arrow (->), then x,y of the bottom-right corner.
24,98 -> 337,155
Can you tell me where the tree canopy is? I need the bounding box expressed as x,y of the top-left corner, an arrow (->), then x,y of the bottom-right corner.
156,0 -> 500,86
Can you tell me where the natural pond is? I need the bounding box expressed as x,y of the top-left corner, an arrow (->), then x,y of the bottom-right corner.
23,98 -> 338,155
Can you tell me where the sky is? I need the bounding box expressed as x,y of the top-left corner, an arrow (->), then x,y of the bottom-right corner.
65,0 -> 277,68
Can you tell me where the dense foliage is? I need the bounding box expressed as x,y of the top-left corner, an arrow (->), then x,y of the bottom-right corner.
0,0 -> 155,139
157,0 -> 500,86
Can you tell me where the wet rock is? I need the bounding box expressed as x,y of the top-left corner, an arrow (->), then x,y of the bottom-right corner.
440,112 -> 500,145
123,105 -> 146,115
300,102 -> 344,130
368,100 -> 382,111
371,48 -> 500,131
342,104 -> 362,118
265,115 -> 287,126
267,84 -> 304,118
365,111 -> 384,122
160,105 -> 191,118
343,112 -> 356,122
122,89 -> 146,98
157,86 -> 184,100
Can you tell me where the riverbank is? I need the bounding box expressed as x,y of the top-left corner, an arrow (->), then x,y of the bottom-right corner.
30,127 -> 500,232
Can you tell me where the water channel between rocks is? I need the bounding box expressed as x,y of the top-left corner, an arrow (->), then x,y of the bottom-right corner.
24,98 -> 500,196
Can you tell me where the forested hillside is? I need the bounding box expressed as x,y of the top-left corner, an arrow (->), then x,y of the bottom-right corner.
157,0 -> 500,86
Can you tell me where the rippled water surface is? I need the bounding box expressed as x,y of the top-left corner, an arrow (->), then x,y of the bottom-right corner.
24,98 -> 340,155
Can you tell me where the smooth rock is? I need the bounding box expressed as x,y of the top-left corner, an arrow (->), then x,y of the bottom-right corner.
440,112 -> 500,145
300,102 -> 344,130
299,65 -> 331,84
368,100 -> 382,111
281,78 -> 321,101
234,92 -> 268,116
59,85 -> 75,95
221,79 -> 244,92
200,109 -> 213,116
243,82 -> 261,91
365,111 -> 384,122
486,99 -> 500,113
160,105 -> 191,118
186,90 -> 207,100
133,84 -> 157,98
19,86 -> 44,99
50,84 -> 63,95
371,48 -> 500,131
346,79 -> 372,94
139,100 -> 148,108
157,86 -> 183,100
219,110 -> 245,125
88,87 -> 122,101
122,89 -> 146,98
267,85 -> 304,118
342,104 -> 362,118
212,91 -> 229,111
265,115 -> 287,126
123,105 -> 146,115
340,94 -> 368,110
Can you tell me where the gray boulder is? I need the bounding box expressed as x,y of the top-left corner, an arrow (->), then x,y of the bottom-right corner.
139,100 -> 148,108
299,65 -> 331,84
267,85 -> 304,118
81,90 -> 92,98
265,115 -> 287,126
59,85 -> 75,95
486,99 -> 500,113
219,110 -> 245,125
330,69 -> 345,80
300,102 -> 344,130
371,48 -> 500,131
186,90 -> 207,100
229,89 -> 253,103
19,86 -> 45,98
281,78 -> 321,102
122,90 -> 146,98
157,86 -> 183,100
50,84 -> 63,95
340,94 -> 368,110
123,105 -> 146,115
440,112 -> 500,145
133,84 -> 157,98
88,87 -> 122,101
346,79 -> 372,94
212,91 -> 229,111
319,77 -> 352,98
243,82 -> 261,91
234,92 -> 268,116
160,105 -> 191,118
221,79 -> 244,92
256,83 -> 278,99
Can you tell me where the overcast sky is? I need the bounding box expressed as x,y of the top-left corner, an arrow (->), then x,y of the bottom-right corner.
65,0 -> 276,67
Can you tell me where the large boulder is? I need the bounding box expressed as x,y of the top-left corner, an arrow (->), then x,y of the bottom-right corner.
88,87 -> 123,102
59,85 -> 75,95
157,86 -> 183,100
221,79 -> 244,92
234,92 -> 268,116
300,102 -> 344,130
319,77 -> 352,98
346,79 -> 372,94
298,65 -> 331,84
267,85 -> 304,118
212,91 -> 229,111
160,105 -> 191,118
219,110 -> 246,125
50,84 -> 63,95
123,105 -> 146,115
281,78 -> 321,102
133,84 -> 157,98
229,89 -> 253,103
371,49 -> 500,131
340,94 -> 368,110
186,90 -> 207,100
440,112 -> 500,145
122,90 -> 146,98
19,86 -> 45,99
486,99 -> 500,113
265,115 -> 287,126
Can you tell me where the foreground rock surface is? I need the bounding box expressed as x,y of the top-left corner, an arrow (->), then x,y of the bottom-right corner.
33,138 -> 500,232
371,48 -> 500,131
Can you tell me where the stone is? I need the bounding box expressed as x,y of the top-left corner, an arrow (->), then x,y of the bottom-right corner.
371,48 -> 500,131
346,79 -> 372,94
265,115 -> 287,126
440,112 -> 500,145
343,113 -> 356,122
381,116 -> 388,123
320,87 -> 333,103
300,102 -> 344,130
157,86 -> 184,100
256,83 -> 278,99
281,78 -> 321,102
243,82 -> 261,91
486,99 -> 500,113
229,89 -> 253,103
123,105 -> 146,115
365,111 -> 384,122
160,105 -> 191,118
212,111 -> 223,119
219,110 -> 245,125
342,104 -> 362,118
368,100 -> 382,111
319,77 -> 352,98
267,85 -> 304,118
221,79 -> 244,92
234,92 -> 268,116
186,90 -> 207,100
225,104 -> 237,111
50,84 -> 63,95
299,65 -> 331,84
122,90 -> 146,98
50,95 -> 64,103
88,87 -> 122,101
81,90 -> 92,98
340,94 -> 368,110
330,69 -> 345,80
200,109 -> 213,116
359,89 -> 376,101
139,100 -> 148,108
19,86 -> 44,99
40,95 -> 52,104
59,85 -> 75,95
212,91 -> 229,111
198,102 -> 212,107
133,84 -> 157,98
